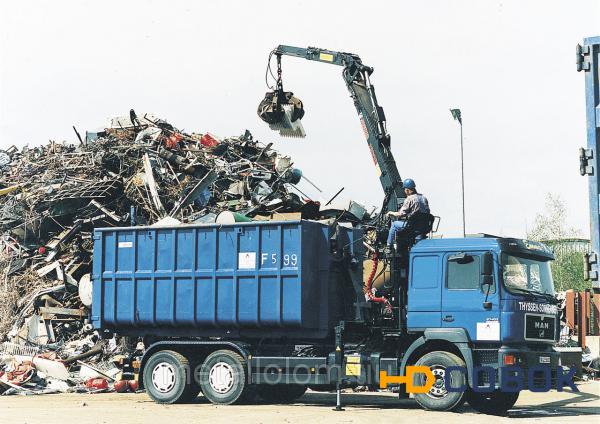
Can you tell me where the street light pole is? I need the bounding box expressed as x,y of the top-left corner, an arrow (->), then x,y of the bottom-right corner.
450,108 -> 466,237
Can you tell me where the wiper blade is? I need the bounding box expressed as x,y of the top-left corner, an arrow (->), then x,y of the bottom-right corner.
510,288 -> 558,304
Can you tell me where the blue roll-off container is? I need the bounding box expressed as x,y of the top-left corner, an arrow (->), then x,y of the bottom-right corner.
91,220 -> 361,340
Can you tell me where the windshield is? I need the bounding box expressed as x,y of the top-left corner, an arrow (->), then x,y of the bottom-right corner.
501,253 -> 555,296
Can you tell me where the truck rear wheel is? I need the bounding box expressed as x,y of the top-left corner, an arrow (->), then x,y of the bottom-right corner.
143,350 -> 196,404
466,390 -> 519,415
413,351 -> 466,411
198,349 -> 248,405
257,384 -> 307,403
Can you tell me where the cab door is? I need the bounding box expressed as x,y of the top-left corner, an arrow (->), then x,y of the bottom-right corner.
407,254 -> 442,329
441,251 -> 500,342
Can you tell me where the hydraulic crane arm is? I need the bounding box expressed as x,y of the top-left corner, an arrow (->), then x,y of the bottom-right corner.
263,45 -> 405,212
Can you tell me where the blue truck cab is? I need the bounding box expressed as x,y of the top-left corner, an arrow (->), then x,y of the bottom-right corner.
407,236 -> 560,390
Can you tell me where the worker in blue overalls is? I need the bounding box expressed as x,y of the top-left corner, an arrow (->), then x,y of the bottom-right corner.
385,178 -> 430,253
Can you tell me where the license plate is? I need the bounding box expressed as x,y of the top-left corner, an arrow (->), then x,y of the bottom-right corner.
539,356 -> 550,364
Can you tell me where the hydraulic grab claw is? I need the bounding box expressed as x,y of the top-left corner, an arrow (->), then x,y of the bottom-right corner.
257,51 -> 306,138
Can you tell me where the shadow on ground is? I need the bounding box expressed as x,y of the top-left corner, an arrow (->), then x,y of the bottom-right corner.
139,389 -> 600,418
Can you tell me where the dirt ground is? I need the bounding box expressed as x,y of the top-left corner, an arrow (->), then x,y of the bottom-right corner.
0,382 -> 598,424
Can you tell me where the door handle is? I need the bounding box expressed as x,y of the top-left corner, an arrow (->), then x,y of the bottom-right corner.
443,315 -> 454,322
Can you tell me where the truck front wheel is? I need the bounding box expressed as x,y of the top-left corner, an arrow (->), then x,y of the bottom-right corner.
143,350 -> 196,404
198,349 -> 248,405
413,351 -> 466,411
466,390 -> 519,415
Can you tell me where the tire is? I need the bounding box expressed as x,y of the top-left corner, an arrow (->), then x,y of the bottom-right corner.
143,350 -> 195,404
257,384 -> 307,403
466,390 -> 519,415
413,351 -> 467,411
198,349 -> 248,405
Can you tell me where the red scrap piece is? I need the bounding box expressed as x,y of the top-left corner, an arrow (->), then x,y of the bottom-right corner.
128,380 -> 139,392
114,380 -> 129,393
85,378 -> 109,390
4,361 -> 35,386
164,132 -> 183,149
200,133 -> 219,147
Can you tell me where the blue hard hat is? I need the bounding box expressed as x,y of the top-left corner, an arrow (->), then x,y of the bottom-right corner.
403,178 -> 416,190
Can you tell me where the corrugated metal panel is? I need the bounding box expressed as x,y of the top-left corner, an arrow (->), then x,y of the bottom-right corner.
91,220 -> 351,339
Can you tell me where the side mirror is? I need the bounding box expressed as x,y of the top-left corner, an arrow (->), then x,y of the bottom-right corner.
482,252 -> 494,277
481,252 -> 494,309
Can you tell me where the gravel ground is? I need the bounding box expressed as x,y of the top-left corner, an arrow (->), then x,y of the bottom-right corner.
0,382 -> 598,424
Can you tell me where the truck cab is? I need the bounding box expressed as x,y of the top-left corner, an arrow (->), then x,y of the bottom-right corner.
407,235 -> 560,391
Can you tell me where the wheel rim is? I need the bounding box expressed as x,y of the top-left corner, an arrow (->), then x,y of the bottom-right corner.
426,365 -> 448,399
209,362 -> 235,394
151,362 -> 177,393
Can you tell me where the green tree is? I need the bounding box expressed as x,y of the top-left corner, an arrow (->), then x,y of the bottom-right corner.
527,194 -> 580,241
527,194 -> 587,292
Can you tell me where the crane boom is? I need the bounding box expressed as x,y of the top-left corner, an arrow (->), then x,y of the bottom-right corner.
267,45 -> 405,212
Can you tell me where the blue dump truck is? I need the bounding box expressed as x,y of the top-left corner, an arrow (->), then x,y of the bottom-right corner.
90,44 -> 571,414
91,220 -> 563,414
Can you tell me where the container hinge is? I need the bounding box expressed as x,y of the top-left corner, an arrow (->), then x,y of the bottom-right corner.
576,44 -> 591,72
584,252 -> 598,281
580,147 -> 594,176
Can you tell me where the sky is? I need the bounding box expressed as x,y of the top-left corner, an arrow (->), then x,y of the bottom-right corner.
1,1 -> 598,238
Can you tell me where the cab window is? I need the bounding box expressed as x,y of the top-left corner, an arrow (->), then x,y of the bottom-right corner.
447,254 -> 480,290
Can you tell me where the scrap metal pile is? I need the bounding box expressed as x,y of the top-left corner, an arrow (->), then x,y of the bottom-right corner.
0,111 -> 369,395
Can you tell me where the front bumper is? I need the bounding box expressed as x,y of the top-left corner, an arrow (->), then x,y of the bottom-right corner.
499,345 -> 560,390
473,344 -> 560,390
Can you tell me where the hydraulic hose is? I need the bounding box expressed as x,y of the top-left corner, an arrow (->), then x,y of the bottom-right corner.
364,252 -> 391,309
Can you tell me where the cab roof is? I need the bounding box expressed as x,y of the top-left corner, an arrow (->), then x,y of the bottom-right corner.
412,236 -> 555,260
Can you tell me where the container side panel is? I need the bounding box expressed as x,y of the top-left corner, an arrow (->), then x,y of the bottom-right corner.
103,278 -> 116,325
282,274 -> 301,325
92,221 -> 334,337
216,277 -> 236,326
260,275 -> 281,325
156,230 -> 173,271
238,226 -> 258,254
176,229 -> 194,271
218,228 -> 235,270
196,277 -> 216,325
115,278 -> 134,325
175,277 -> 194,324
91,231 -> 104,326
135,278 -> 154,325
155,277 -> 175,325
259,227 -> 279,270
238,275 -> 259,326
282,224 -> 300,270
116,231 -> 134,272
197,229 -> 216,270
103,231 -> 116,273
136,232 -> 154,271
238,226 -> 258,270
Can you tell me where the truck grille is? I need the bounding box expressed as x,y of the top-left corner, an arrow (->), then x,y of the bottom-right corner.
474,349 -> 499,365
473,348 -> 499,386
